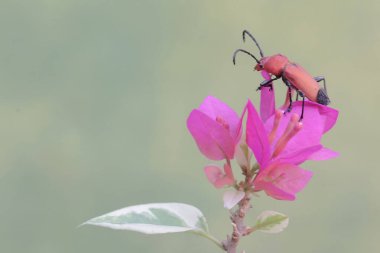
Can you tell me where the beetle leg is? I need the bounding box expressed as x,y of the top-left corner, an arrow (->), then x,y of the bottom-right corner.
297,91 -> 305,121
283,77 -> 306,119
285,87 -> 293,113
314,76 -> 328,95
282,78 -> 294,113
256,76 -> 280,91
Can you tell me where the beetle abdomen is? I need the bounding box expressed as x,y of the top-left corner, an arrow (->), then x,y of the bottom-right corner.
283,64 -> 320,103
317,88 -> 330,105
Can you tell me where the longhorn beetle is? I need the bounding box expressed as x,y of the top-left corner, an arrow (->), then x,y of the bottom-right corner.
233,30 -> 330,120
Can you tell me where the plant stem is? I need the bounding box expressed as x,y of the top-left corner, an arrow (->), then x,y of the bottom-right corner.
222,191 -> 253,253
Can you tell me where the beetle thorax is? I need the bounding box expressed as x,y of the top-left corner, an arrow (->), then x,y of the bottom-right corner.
262,54 -> 290,77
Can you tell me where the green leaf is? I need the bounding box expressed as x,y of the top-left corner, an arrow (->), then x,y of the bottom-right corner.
82,203 -> 222,248
83,203 -> 208,234
253,210 -> 289,234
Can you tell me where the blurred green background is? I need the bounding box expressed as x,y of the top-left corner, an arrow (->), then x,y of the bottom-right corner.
0,0 -> 378,252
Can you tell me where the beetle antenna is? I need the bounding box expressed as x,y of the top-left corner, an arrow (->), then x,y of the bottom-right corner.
242,30 -> 264,57
232,49 -> 260,65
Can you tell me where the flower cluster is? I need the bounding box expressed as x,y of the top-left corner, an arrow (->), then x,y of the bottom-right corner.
187,72 -> 338,204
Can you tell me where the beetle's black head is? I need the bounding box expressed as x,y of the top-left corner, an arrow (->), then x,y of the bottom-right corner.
254,57 -> 267,71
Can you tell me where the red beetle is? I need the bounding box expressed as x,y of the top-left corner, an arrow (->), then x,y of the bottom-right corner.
233,30 -> 330,119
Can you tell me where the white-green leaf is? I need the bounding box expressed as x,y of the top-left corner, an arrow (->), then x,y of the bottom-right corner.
83,203 -> 223,249
253,211 -> 289,234
83,203 -> 209,234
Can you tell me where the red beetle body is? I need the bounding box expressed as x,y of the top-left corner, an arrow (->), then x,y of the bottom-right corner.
282,63 -> 322,103
233,31 -> 330,115
254,54 -> 329,105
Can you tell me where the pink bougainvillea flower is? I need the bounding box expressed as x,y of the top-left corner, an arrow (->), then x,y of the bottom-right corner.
187,96 -> 242,160
245,100 -> 338,200
204,163 -> 235,188
258,71 -> 339,163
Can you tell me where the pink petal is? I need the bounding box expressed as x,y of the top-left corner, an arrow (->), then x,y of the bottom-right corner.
260,71 -> 276,123
307,147 -> 339,161
246,100 -> 271,168
269,164 -> 313,195
255,182 -> 295,201
261,70 -> 271,80
317,105 -> 339,133
204,165 -> 234,188
223,163 -> 234,181
276,145 -> 323,165
198,96 -> 241,141
265,101 -> 326,156
223,189 -> 245,209
234,106 -> 247,146
187,110 -> 235,160
254,163 -> 313,201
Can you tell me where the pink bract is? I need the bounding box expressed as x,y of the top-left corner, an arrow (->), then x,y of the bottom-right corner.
253,162 -> 313,201
245,99 -> 338,200
260,71 -> 276,123
187,96 -> 243,160
204,164 -> 235,189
